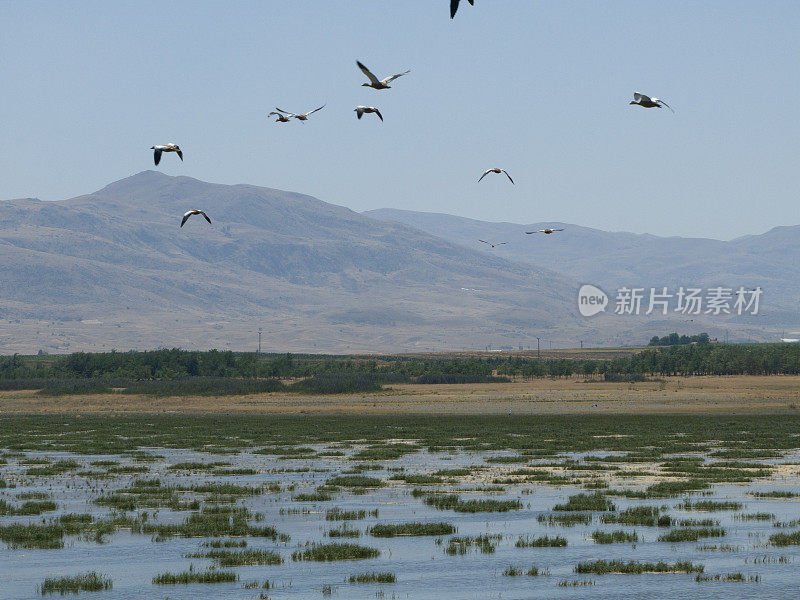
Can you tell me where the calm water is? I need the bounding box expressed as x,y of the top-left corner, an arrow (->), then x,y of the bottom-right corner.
2,446 -> 800,600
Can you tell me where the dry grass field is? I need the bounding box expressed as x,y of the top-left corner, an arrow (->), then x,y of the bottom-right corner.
2,375 -> 798,415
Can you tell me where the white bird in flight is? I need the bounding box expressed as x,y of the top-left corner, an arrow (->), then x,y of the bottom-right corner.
478,240 -> 508,248
150,144 -> 182,166
355,106 -> 383,121
525,228 -> 564,235
274,105 -> 326,122
629,92 -> 674,113
478,168 -> 514,184
180,209 -> 212,228
450,0 -> 474,18
357,61 -> 410,90
268,111 -> 292,123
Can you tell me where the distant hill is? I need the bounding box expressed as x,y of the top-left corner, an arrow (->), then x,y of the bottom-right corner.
0,172 -> 588,353
0,173 -> 784,354
366,208 -> 800,334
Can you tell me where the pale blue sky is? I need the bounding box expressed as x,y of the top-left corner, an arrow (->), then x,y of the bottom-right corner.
1,0 -> 798,239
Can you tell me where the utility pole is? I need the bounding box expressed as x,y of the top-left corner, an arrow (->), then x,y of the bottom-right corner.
580,340 -> 583,349
258,328 -> 262,354
536,337 -> 540,359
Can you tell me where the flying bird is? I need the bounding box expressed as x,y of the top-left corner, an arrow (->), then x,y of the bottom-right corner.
450,0 -> 474,18
274,105 -> 326,121
355,106 -> 383,121
268,111 -> 292,123
478,168 -> 514,184
525,228 -> 564,235
478,240 -> 508,248
180,209 -> 212,228
357,61 -> 410,90
629,92 -> 674,113
151,144 -> 182,166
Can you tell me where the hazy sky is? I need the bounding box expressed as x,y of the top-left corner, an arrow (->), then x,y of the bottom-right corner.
2,1 -> 798,239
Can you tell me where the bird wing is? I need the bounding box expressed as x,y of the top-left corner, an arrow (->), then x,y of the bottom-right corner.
553,228 -> 565,231
200,211 -> 212,224
478,169 -> 492,182
306,104 -> 326,116
180,212 -> 191,227
275,108 -> 296,117
657,99 -> 675,113
153,148 -> 162,166
502,170 -> 514,184
356,107 -> 364,119
176,150 -> 183,161
374,108 -> 383,121
634,92 -> 652,103
357,61 -> 381,86
382,70 -> 410,85
497,242 -> 508,245
478,239 -> 490,245
524,231 -> 539,234
451,0 -> 460,18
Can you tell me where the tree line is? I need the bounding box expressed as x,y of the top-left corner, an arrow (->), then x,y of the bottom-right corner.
648,332 -> 711,346
0,343 -> 799,384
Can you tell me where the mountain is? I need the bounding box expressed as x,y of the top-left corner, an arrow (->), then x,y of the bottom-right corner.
365,209 -> 800,337
0,171 -> 593,354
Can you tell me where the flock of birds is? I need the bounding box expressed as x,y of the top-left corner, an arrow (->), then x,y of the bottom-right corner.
150,1 -> 674,234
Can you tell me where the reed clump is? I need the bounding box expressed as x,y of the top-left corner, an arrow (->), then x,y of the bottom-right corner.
39,572 -> 112,595
291,543 -> 380,562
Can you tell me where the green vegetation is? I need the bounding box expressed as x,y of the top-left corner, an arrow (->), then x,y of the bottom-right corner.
326,475 -> 384,488
187,549 -> 283,566
326,508 -> 368,521
369,522 -> 455,537
348,572 -> 395,583
553,492 -> 615,512
515,535 -> 567,547
294,491 -> 332,502
649,333 -> 710,346
203,539 -> 247,548
2,413 -> 799,464
657,528 -> 726,542
423,494 -> 522,513
751,490 -> 798,498
153,570 -> 238,584
443,535 -> 499,555
0,499 -> 57,516
696,572 -> 760,582
575,560 -> 704,575
328,525 -> 361,538
141,506 -> 285,540
27,460 -> 79,476
0,523 -> 64,549
4,344 -> 800,397
39,572 -> 112,595
538,512 -> 592,526
770,530 -> 800,546
591,530 -> 638,544
676,518 -> 718,526
678,500 -> 742,511
601,506 -> 668,527
735,512 -> 775,521
292,543 -> 380,561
